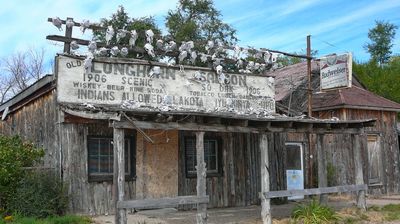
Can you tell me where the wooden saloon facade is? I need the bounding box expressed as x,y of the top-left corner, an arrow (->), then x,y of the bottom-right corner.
0,54 -> 378,223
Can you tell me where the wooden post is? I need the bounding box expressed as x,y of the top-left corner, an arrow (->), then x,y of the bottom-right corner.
64,17 -> 73,53
317,134 -> 328,204
260,133 -> 271,224
353,133 -> 367,210
114,128 -> 127,224
307,35 -> 312,117
196,131 -> 207,224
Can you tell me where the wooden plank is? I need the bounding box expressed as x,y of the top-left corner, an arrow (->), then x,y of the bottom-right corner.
63,108 -> 121,121
113,120 -> 261,133
117,196 -> 209,209
114,128 -> 127,224
112,120 -> 365,134
260,133 -> 271,224
264,184 -> 368,199
196,132 -> 208,224
317,134 -> 328,204
353,134 -> 367,211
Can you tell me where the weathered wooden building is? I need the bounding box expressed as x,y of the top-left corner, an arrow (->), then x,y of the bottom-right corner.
0,55 -> 379,218
273,61 -> 400,194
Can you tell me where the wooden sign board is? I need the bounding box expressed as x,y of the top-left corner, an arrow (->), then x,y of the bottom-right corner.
320,53 -> 352,91
56,55 -> 275,116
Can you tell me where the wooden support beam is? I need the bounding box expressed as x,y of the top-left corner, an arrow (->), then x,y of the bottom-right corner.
317,134 -> 328,204
63,17 -> 73,53
196,132 -> 207,224
114,128 -> 127,224
113,120 -> 261,133
352,133 -> 367,211
117,196 -> 209,209
264,184 -> 367,199
260,133 -> 271,224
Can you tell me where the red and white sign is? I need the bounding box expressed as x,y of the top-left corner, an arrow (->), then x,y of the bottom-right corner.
320,53 -> 352,91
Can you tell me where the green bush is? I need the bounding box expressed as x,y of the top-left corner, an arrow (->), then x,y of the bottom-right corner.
291,200 -> 339,224
0,135 -> 44,209
7,171 -> 68,218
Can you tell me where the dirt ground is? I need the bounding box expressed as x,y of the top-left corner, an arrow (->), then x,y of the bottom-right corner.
91,195 -> 400,224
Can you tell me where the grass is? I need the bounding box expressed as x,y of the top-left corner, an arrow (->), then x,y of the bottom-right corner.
291,200 -> 339,224
0,214 -> 91,224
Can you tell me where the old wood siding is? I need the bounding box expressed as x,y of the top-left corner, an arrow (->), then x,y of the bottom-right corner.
178,131 -> 286,209
61,123 -> 136,215
313,108 -> 400,194
0,90 -> 60,172
346,109 -> 400,193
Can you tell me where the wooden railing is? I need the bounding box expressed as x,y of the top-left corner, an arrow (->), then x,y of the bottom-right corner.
117,195 -> 209,210
263,184 -> 367,199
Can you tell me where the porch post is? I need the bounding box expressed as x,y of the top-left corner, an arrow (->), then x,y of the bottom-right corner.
114,127 -> 127,224
353,132 -> 367,210
196,131 -> 207,224
317,134 -> 328,204
260,133 -> 271,224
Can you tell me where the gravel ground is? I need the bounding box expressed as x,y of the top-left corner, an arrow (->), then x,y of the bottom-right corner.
91,195 -> 400,224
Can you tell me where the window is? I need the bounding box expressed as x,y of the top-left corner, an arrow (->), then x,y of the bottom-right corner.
88,136 -> 135,182
184,137 -> 221,177
367,135 -> 382,185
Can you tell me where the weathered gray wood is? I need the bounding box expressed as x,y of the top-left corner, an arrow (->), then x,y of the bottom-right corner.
264,184 -> 367,199
196,131 -> 207,224
317,134 -> 328,204
260,133 -> 271,224
353,134 -> 367,210
114,128 -> 127,224
117,196 -> 209,209
63,108 -> 121,121
113,120 -> 367,134
63,17 -> 73,53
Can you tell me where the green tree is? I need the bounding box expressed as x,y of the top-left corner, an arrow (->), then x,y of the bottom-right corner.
353,58 -> 400,104
165,0 -> 238,48
93,6 -> 161,57
364,20 -> 398,66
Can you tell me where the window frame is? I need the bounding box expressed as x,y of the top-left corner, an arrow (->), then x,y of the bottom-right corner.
87,135 -> 136,182
184,136 -> 223,178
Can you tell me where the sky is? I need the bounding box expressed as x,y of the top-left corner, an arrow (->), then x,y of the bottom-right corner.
0,0 -> 399,72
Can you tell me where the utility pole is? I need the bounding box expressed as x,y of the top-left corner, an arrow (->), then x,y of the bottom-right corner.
307,35 -> 312,117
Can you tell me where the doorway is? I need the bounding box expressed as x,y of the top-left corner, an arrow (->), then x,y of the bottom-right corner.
285,142 -> 304,200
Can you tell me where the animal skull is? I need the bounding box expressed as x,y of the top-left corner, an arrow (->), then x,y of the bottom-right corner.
84,53 -> 94,71
129,30 -> 138,47
80,20 -> 90,34
156,39 -> 164,50
106,26 -> 114,45
52,17 -> 62,31
179,50 -> 188,63
116,29 -> 127,43
70,41 -> 79,50
66,18 -> 74,28
144,43 -> 155,57
88,41 -> 97,53
110,46 -> 120,56
120,47 -> 129,57
145,29 -> 154,43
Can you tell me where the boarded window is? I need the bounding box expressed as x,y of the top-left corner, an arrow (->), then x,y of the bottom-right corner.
367,135 -> 381,184
185,137 -> 221,177
88,136 -> 135,182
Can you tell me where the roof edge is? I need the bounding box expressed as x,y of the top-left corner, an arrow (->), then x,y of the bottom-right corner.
313,105 -> 400,112
0,75 -> 54,113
